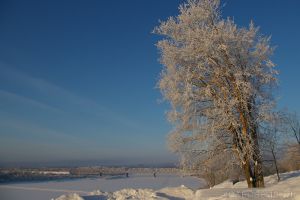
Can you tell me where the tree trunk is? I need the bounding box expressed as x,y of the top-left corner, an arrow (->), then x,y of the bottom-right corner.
249,100 -> 265,188
242,158 -> 264,188
271,149 -> 280,181
251,127 -> 265,188
242,160 -> 254,188
253,158 -> 264,187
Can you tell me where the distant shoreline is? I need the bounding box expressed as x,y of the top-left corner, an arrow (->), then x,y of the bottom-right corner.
0,166 -> 182,184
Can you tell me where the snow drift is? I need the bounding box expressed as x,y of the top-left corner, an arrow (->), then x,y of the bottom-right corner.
54,170 -> 300,200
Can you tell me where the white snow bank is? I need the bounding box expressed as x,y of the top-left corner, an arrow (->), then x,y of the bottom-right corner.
195,170 -> 300,200
212,170 -> 300,189
56,189 -> 166,200
54,193 -> 84,200
112,188 -> 161,200
54,170 -> 300,200
157,185 -> 194,199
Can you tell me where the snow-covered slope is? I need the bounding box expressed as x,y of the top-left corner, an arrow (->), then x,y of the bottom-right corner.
54,170 -> 300,200
199,170 -> 300,199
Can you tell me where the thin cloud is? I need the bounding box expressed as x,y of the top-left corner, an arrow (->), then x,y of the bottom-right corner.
0,114 -> 81,142
0,89 -> 64,114
0,63 -> 142,130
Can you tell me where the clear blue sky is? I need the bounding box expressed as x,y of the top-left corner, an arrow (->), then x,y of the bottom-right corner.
0,0 -> 299,167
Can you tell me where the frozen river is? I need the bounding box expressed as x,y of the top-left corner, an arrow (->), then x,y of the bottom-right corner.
0,174 -> 205,200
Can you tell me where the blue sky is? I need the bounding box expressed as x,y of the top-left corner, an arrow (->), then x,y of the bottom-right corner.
0,0 -> 299,167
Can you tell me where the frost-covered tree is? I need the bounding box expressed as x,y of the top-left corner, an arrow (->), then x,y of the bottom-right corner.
281,144 -> 300,171
154,0 -> 277,188
284,112 -> 300,145
261,112 -> 285,181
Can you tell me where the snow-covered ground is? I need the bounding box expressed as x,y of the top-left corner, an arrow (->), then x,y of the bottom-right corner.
1,171 -> 299,200
53,170 -> 300,200
195,170 -> 300,200
0,173 -> 204,200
